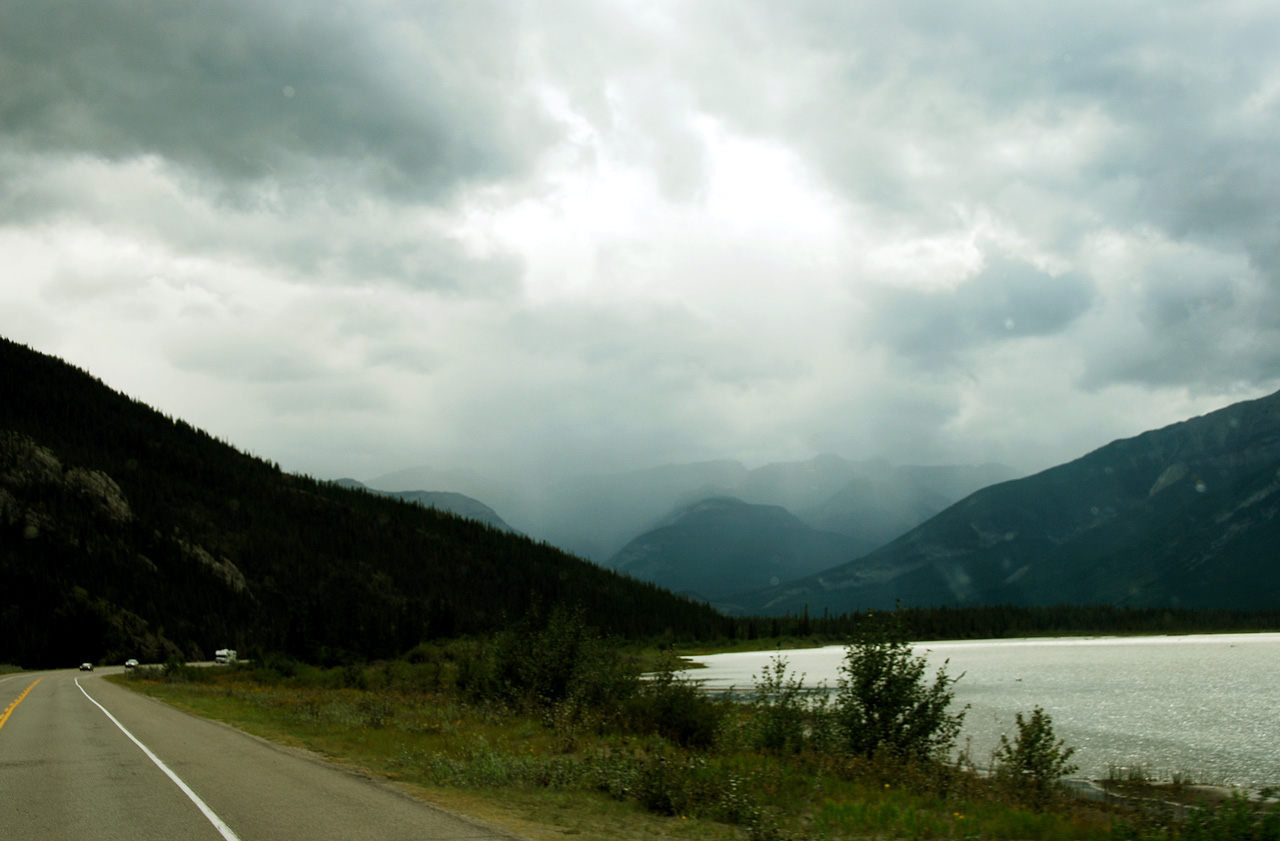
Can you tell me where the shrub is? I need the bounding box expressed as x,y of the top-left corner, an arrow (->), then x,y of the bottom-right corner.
833,612 -> 966,760
469,606 -> 639,721
490,607 -> 586,707
338,662 -> 369,690
248,652 -> 306,685
623,654 -> 726,748
453,640 -> 494,698
993,706 -> 1078,809
631,751 -> 764,826
635,753 -> 690,816
160,657 -> 211,683
750,655 -> 811,754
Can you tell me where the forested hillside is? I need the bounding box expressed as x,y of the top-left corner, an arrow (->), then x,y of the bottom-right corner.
0,337 -> 726,668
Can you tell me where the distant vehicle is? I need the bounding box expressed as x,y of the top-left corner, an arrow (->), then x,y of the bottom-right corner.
79,662 -> 93,671
214,648 -> 237,664
124,659 -> 139,669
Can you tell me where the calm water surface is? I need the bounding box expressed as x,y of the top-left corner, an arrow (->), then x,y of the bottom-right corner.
684,633 -> 1280,787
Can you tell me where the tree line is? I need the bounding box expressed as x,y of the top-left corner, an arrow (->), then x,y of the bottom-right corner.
725,601 -> 1280,642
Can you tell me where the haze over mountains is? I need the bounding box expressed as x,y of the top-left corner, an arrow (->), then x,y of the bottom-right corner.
607,497 -> 875,604
365,457 -> 1019,566
743,389 -> 1280,614
360,456 -> 1020,605
359,395 -> 1280,618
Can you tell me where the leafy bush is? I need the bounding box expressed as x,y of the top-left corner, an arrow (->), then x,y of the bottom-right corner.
750,655 -> 815,754
398,645 -> 447,690
623,654 -> 726,748
630,751 -> 769,828
467,607 -> 638,722
833,613 -> 966,760
246,652 -> 308,685
993,706 -> 1078,809
635,753 -> 690,815
159,657 -> 211,683
452,640 -> 493,698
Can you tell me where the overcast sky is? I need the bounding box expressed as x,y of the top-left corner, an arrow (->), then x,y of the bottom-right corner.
4,0 -> 1280,487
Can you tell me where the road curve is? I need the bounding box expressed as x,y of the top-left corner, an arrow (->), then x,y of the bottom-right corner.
0,668 -> 524,840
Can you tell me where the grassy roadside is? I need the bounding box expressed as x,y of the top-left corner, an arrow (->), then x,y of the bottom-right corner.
114,671 -> 1123,841
105,615 -> 1280,841
107,657 -> 1131,840
111,672 -> 756,841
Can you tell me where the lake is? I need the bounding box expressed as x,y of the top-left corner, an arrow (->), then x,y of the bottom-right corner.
682,633 -> 1280,788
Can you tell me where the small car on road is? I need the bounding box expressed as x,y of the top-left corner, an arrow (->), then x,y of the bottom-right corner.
124,659 -> 139,669
79,662 -> 93,671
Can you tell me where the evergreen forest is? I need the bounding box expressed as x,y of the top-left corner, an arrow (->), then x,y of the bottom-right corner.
0,337 -> 726,667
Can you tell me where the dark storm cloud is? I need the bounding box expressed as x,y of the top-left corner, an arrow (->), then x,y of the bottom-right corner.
861,258 -> 1096,367
6,0 -> 1280,484
1080,245 -> 1280,391
692,2 -> 1280,260
0,0 -> 552,202
695,0 -> 1280,398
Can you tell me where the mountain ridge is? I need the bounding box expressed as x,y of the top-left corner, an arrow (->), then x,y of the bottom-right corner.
608,496 -> 877,604
741,389 -> 1280,614
371,456 -> 1019,564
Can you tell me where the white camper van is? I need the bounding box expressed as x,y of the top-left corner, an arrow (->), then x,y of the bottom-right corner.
214,648 -> 237,664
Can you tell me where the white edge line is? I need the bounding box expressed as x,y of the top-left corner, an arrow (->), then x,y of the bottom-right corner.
76,678 -> 241,841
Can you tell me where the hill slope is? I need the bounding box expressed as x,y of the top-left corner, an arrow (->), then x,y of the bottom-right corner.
744,390 -> 1280,614
608,497 -> 876,604
0,337 -> 725,668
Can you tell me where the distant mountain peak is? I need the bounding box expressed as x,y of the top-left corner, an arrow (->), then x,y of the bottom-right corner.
609,495 -> 877,605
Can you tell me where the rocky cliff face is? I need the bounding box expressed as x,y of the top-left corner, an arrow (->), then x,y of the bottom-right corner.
1,430 -> 250,598
1,432 -> 133,533
743,389 -> 1280,614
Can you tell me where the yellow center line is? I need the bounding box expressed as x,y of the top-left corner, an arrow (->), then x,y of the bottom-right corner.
0,679 -> 42,731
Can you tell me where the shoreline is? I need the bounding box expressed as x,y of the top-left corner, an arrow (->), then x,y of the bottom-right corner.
679,634 -> 1280,793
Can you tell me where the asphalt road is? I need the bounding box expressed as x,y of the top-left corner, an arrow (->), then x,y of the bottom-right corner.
0,668 -> 523,840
